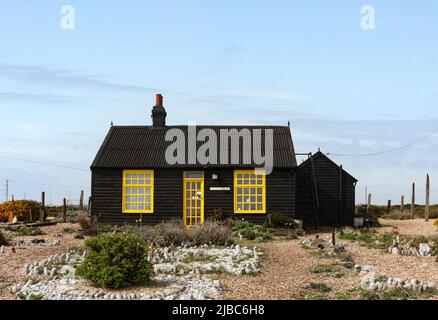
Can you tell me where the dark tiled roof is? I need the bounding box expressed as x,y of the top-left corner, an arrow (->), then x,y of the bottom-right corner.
298,151 -> 358,182
91,125 -> 297,169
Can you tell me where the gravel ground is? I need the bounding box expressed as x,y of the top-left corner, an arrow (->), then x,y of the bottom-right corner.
221,220 -> 438,300
378,218 -> 438,237
0,223 -> 85,300
221,240 -> 359,300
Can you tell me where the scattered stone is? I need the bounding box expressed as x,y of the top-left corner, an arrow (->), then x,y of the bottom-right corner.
419,243 -> 431,256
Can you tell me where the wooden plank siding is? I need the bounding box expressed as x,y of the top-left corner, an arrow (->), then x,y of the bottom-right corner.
295,153 -> 356,228
91,168 -> 295,225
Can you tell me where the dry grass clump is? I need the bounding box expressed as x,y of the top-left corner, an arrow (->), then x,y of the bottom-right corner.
120,220 -> 232,247
0,229 -> 8,246
386,209 -> 412,220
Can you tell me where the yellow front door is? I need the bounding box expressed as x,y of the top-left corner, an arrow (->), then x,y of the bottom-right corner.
183,173 -> 204,227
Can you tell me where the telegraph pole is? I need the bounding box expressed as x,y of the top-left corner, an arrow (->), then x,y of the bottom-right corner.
5,179 -> 9,202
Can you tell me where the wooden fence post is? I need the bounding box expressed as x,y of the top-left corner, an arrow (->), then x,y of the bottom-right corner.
367,193 -> 372,216
411,183 -> 415,219
401,195 -> 404,212
88,196 -> 92,215
79,190 -> 84,211
63,198 -> 67,223
425,174 -> 430,222
39,191 -> 45,223
387,200 -> 391,218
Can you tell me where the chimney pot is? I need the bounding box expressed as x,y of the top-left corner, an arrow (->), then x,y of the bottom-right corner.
156,94 -> 163,107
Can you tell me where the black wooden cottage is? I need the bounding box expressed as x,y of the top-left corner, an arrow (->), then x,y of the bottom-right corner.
90,94 -> 357,228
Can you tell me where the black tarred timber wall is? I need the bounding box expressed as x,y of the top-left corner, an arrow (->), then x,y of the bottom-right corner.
295,154 -> 356,228
91,168 -> 295,225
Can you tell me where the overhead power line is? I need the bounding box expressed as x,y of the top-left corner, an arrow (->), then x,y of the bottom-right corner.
0,153 -> 88,172
328,127 -> 438,157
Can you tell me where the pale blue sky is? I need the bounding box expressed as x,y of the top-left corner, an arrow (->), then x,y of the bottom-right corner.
0,1 -> 437,205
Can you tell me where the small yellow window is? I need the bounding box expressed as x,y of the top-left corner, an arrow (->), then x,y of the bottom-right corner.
122,170 -> 154,213
234,170 -> 266,214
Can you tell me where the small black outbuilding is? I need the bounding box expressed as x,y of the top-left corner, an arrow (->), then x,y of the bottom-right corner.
295,152 -> 358,228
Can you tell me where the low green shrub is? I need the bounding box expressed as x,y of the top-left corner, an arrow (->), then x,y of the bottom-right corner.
75,233 -> 153,289
14,225 -> 45,237
232,220 -> 272,241
310,264 -> 341,274
266,212 -> 298,229
306,282 -> 332,293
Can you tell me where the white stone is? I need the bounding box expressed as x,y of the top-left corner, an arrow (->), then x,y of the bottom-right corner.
419,243 -> 431,256
391,247 -> 399,255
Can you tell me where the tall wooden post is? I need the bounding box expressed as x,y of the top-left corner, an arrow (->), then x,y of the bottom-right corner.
63,198 -> 67,223
387,200 -> 391,218
411,183 -> 415,219
401,195 -> 404,212
39,191 -> 45,223
79,190 -> 84,211
88,196 -> 92,214
425,174 -> 430,222
367,193 -> 372,215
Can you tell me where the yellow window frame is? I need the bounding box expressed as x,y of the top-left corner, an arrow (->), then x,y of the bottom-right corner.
234,170 -> 266,214
122,170 -> 154,214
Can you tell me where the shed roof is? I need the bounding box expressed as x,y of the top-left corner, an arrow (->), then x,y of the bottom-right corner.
297,151 -> 358,182
91,125 -> 297,169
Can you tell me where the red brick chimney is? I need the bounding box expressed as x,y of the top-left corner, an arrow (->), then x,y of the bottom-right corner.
151,94 -> 167,127
156,94 -> 163,107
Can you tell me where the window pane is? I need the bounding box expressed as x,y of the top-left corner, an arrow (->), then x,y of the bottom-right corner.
146,203 -> 151,210
237,179 -> 243,185
257,179 -> 263,185
139,204 -> 145,210
126,196 -> 131,202
250,196 -> 256,202
237,204 -> 242,210
250,188 -> 256,195
132,203 -> 138,210
244,196 -> 250,203
250,204 -> 256,210
126,188 -> 132,195
139,179 -> 144,185
257,204 -> 262,210
146,188 -> 151,194
237,188 -> 243,195
244,204 -> 249,210
244,188 -> 249,195
237,196 -> 242,202
257,188 -> 262,195
139,196 -> 144,202
257,196 -> 263,202
146,196 -> 151,202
